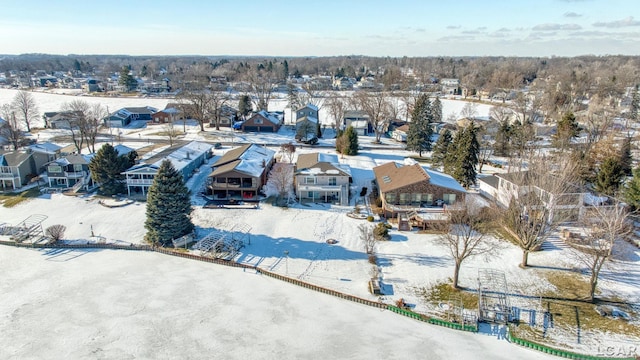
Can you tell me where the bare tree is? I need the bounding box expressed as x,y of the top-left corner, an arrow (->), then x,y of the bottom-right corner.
12,91 -> 39,132
326,93 -> 346,132
208,84 -> 232,131
356,90 -> 391,143
163,122 -> 181,146
436,198 -> 495,289
0,105 -> 24,150
246,68 -> 276,111
359,223 -> 377,255
460,102 -> 478,119
62,100 -> 105,154
489,105 -> 513,124
178,90 -> 212,132
569,201 -> 630,302
279,142 -> 296,163
45,224 -> 66,242
502,154 -> 580,267
263,163 -> 294,206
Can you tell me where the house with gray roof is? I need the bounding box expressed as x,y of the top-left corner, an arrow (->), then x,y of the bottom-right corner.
104,106 -> 157,127
123,141 -> 212,197
45,154 -> 94,191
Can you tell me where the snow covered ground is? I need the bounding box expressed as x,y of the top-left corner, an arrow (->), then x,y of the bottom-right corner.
1,90 -> 638,358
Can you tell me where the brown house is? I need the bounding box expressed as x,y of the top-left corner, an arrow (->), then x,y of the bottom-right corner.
207,144 -> 276,201
372,161 -> 466,217
241,110 -> 282,132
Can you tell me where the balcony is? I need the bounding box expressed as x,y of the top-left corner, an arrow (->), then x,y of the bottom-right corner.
127,178 -> 154,185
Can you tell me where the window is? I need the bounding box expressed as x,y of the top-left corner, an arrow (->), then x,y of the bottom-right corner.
255,118 -> 263,124
443,194 -> 457,205
48,165 -> 62,173
305,177 -> 316,184
385,193 -> 396,204
424,193 -> 433,205
399,193 -> 409,205
307,191 -> 314,198
328,177 -> 337,186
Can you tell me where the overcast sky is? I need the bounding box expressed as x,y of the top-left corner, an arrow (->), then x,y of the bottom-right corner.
1,0 -> 639,57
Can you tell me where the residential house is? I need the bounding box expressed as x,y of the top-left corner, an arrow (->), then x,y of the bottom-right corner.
104,106 -> 157,128
44,111 -> 83,129
296,104 -> 319,121
209,105 -> 238,128
0,149 -> 50,189
207,144 -> 275,201
241,110 -> 282,132
295,153 -> 351,205
391,124 -> 409,142
440,78 -> 460,95
343,110 -> 370,135
477,175 -> 499,201
45,154 -> 94,191
124,141 -> 212,197
151,106 -> 181,124
492,171 -> 589,223
332,77 -> 353,90
372,160 -> 466,218
82,78 -> 101,93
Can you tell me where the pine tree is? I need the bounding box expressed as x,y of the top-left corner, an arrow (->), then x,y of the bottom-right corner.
145,160 -> 194,246
345,126 -> 359,155
625,165 -> 640,211
620,136 -> 633,176
118,66 -> 137,92
405,94 -> 434,156
552,111 -> 580,149
494,119 -> 511,157
432,129 -> 452,170
238,95 -> 252,118
432,96 -> 443,124
89,143 -> 129,196
452,123 -> 480,188
316,121 -> 322,139
595,157 -> 625,196
631,84 -> 639,124
444,129 -> 463,175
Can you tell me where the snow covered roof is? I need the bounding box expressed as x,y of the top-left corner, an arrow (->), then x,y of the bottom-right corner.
210,144 -> 275,178
296,115 -> 318,124
255,110 -> 282,125
49,154 -> 93,166
296,104 -> 319,112
114,144 -> 134,156
29,142 -> 62,154
128,141 -> 211,174
373,159 -> 465,194
296,152 -> 351,177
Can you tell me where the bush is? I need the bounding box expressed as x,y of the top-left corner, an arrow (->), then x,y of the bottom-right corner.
374,222 -> 391,241
367,215 -> 374,222
46,224 -> 66,242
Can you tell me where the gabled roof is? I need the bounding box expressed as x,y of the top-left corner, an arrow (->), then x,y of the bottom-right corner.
128,141 -> 211,174
0,151 -> 31,167
296,104 -> 319,112
114,144 -> 135,156
296,152 -> 351,177
251,110 -> 281,125
49,154 -> 92,166
210,144 -> 275,178
296,115 -> 318,124
373,160 -> 466,193
29,142 -> 62,154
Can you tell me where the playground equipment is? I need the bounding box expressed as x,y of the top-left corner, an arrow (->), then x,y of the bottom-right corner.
477,268 -> 512,324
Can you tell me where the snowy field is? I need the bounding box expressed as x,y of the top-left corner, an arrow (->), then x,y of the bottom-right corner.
1,89 -> 638,358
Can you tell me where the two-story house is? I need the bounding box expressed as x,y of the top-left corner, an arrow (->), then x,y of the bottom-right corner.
0,149 -> 50,190
45,154 -> 94,191
207,144 -> 275,201
343,110 -> 371,135
124,141 -> 212,197
295,153 -> 351,206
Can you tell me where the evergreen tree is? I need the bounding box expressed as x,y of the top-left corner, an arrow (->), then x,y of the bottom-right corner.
493,119 -> 511,157
452,123 -> 480,188
552,111 -> 580,149
118,66 -> 137,92
595,157 -> 625,196
145,160 -> 194,246
620,136 -> 633,176
405,94 -> 434,156
282,60 -> 289,80
89,143 -> 130,196
316,121 -> 322,138
624,165 -> 640,211
631,84 -> 639,124
238,95 -> 252,118
432,96 -> 443,124
444,129 -> 463,175
432,129 -> 452,170
336,126 -> 359,155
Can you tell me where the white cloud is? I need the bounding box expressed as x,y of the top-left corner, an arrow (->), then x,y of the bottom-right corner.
563,12 -> 582,18
532,23 -> 582,31
593,16 -> 640,28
